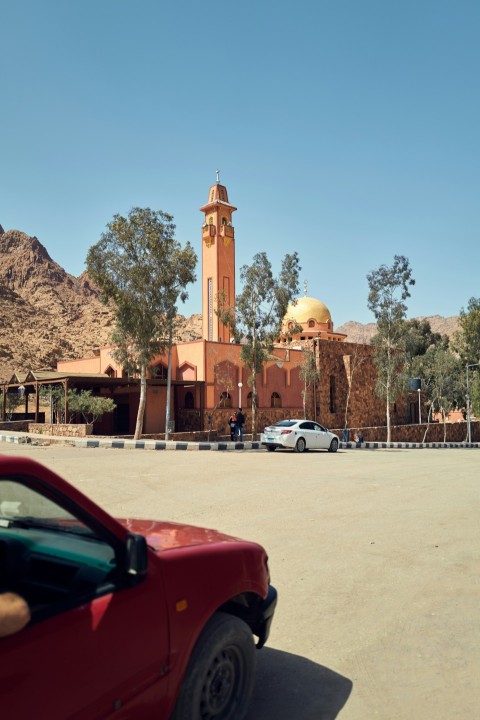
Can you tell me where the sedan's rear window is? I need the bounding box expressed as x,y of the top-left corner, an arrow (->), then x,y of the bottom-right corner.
274,421 -> 297,427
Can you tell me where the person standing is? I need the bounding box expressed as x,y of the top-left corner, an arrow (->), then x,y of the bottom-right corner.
228,411 -> 237,441
235,408 -> 245,441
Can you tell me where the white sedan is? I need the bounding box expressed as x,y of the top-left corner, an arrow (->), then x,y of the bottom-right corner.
261,419 -> 339,453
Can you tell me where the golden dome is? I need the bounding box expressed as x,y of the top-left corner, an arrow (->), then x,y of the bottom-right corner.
285,296 -> 332,324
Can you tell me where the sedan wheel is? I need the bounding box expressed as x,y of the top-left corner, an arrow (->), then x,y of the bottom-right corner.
266,446 -> 276,452
328,438 -> 339,453
294,437 -> 306,453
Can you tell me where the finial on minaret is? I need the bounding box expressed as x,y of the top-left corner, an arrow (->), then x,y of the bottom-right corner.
216,169 -> 220,184
304,280 -> 308,296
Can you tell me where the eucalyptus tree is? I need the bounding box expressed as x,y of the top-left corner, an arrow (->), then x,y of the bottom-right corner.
216,251 -> 301,438
453,297 -> 480,365
87,208 -> 196,440
367,255 -> 415,442
411,346 -> 463,441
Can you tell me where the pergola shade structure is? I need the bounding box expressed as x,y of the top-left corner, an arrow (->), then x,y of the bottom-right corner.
1,371 -> 132,423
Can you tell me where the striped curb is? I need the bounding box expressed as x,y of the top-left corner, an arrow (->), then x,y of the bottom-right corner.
1,432 -> 479,451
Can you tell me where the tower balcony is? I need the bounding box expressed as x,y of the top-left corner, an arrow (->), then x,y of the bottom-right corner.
220,224 -> 234,239
202,224 -> 216,238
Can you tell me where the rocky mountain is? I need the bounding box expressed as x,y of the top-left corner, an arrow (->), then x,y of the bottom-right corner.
336,316 -> 460,344
0,228 -> 201,381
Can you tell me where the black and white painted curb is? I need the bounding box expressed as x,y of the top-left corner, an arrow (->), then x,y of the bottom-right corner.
0,432 -> 479,451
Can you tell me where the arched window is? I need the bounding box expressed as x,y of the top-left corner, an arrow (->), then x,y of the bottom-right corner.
308,319 -> 315,328
105,366 -> 116,378
247,392 -> 253,408
271,392 -> 282,408
219,392 -> 232,408
184,391 -> 194,409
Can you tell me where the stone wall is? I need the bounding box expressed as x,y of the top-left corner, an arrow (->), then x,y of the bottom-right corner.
317,341 -> 411,429
143,430 -> 219,442
28,423 -> 93,437
0,420 -> 30,432
331,421 -> 479,443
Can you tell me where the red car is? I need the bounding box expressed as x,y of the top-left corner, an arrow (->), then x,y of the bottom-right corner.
0,456 -> 277,719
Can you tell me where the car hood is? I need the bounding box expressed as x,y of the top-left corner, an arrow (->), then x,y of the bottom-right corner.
117,518 -> 241,553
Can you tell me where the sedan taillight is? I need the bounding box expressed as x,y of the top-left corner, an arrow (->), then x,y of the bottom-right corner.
281,429 -> 292,435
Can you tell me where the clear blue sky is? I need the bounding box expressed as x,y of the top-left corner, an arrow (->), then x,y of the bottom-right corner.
2,0 -> 479,327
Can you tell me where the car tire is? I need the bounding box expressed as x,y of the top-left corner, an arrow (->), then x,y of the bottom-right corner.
294,437 -> 306,453
171,612 -> 256,720
328,438 -> 339,453
267,445 -> 276,452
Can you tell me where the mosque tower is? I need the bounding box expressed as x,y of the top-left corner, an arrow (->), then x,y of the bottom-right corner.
200,172 -> 236,343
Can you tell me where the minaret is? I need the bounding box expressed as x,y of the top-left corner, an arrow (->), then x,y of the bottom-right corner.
200,171 -> 236,342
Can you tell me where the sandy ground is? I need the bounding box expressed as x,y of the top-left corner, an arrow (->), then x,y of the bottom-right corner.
1,442 -> 479,720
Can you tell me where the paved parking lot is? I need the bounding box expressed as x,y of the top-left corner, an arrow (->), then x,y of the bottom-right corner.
1,442 -> 479,719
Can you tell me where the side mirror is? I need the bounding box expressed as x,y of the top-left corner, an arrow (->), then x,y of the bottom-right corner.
126,533 -> 148,583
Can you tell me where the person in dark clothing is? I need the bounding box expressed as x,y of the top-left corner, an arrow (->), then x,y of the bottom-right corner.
228,411 -> 237,441
235,408 -> 245,441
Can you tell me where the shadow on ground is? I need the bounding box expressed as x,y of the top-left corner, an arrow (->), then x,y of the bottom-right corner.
245,647 -> 353,719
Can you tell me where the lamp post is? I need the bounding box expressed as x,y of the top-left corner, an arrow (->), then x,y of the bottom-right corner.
466,363 -> 479,444
238,382 -> 243,408
417,388 -> 421,425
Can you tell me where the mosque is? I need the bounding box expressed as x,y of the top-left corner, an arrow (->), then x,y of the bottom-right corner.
54,176 -> 409,436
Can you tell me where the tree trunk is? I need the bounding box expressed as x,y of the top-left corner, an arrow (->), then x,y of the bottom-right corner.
251,379 -> 258,440
386,395 -> 391,443
165,323 -> 173,441
251,330 -> 258,440
422,403 -> 432,444
134,364 -> 147,440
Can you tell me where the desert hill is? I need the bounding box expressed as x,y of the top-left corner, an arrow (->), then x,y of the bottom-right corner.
0,228 -> 201,381
336,316 -> 460,344
0,226 -> 459,382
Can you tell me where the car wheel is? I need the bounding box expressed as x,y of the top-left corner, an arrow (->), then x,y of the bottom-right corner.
267,445 -> 276,452
294,437 -> 306,453
328,438 -> 339,453
171,612 -> 256,720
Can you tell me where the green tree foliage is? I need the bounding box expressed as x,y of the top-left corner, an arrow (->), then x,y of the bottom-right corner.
471,372 -> 480,417
367,255 -> 415,442
87,208 -> 196,440
1,392 -> 22,421
411,347 -> 463,441
67,389 -> 116,425
453,297 -> 480,365
39,384 -> 66,423
404,318 -> 446,364
216,251 -> 301,438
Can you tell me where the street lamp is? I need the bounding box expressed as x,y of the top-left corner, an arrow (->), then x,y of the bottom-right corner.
418,388 -> 422,425
238,382 -> 243,408
466,363 -> 479,444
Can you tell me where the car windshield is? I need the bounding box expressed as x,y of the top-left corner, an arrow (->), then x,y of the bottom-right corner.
273,421 -> 297,427
0,478 -> 97,538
